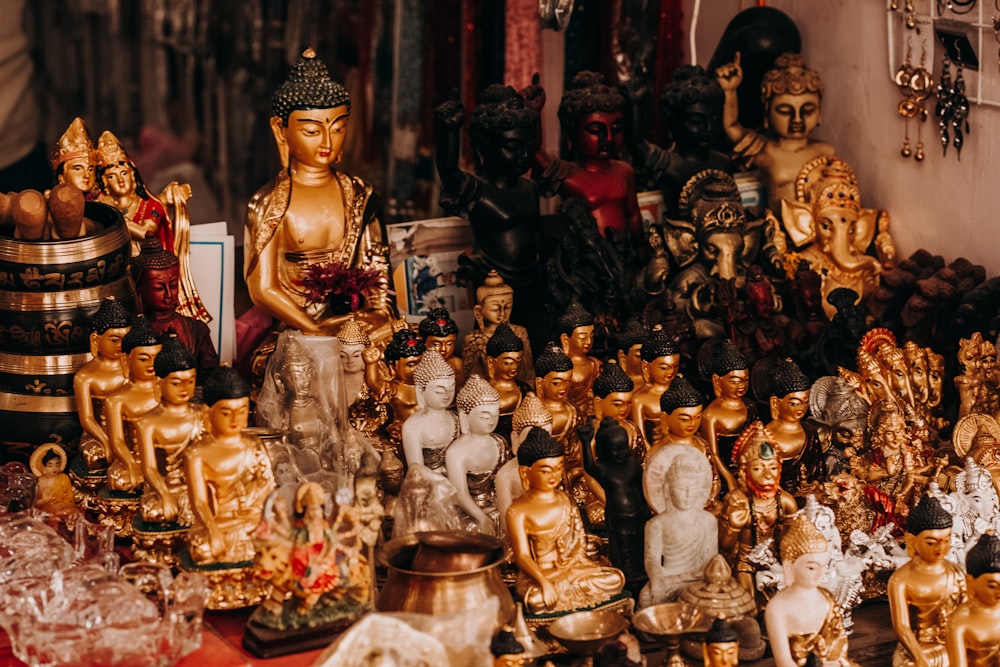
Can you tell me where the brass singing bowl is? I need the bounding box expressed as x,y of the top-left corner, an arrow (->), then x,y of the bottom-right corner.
546,609 -> 630,657
631,602 -> 713,642
376,530 -> 515,627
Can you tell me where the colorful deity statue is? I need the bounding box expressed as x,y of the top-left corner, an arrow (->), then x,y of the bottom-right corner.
244,49 -> 394,340
51,117 -> 99,201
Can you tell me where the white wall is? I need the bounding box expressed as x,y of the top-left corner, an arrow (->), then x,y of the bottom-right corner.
684,0 -> 1000,275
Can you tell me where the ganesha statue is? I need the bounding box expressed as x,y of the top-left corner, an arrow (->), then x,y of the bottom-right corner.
780,156 -> 895,319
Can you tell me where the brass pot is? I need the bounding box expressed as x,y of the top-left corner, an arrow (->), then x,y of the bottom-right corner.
0,202 -> 134,461
377,530 -> 516,627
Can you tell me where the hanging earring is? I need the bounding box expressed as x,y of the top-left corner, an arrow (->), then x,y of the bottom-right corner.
951,58 -> 970,159
905,0 -> 916,27
935,56 -> 954,156
910,42 -> 932,161
993,13 -> 1000,75
897,37 -> 917,158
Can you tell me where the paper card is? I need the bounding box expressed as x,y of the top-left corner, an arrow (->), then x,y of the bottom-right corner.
189,225 -> 236,363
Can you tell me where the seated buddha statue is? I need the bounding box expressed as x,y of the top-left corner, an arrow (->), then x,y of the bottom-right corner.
418,307 -> 464,382
365,328 -> 425,457
446,375 -> 509,535
947,533 -> 1000,667
614,317 -> 649,390
104,316 -> 163,493
135,337 -> 204,528
593,360 -> 642,457
496,391 -> 552,523
714,52 -> 835,216
765,514 -> 856,667
75,297 -> 131,473
486,322 -> 531,443
719,421 -> 798,594
533,343 -> 578,450
401,347 -> 458,475
185,366 -> 276,565
755,357 -> 824,495
557,302 -> 602,418
626,64 -> 735,216
631,326 -> 681,446
505,426 -> 625,614
130,236 -> 219,382
462,270 -> 534,385
244,49 -> 394,339
889,494 -> 968,667
699,338 -> 755,492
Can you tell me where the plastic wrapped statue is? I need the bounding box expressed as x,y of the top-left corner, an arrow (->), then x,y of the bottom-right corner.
250,481 -> 370,630
391,464 -> 466,539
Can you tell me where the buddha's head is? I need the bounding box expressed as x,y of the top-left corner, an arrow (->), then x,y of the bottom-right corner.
456,374 -> 500,436
966,533 -> 1000,607
486,322 -> 524,383
52,117 -> 97,194
557,301 -> 595,357
384,329 -> 425,383
760,53 -> 823,141
154,336 -> 197,405
666,448 -> 712,512
904,494 -> 953,564
412,346 -> 455,410
660,64 -> 725,152
337,317 -> 371,375
764,358 -> 811,424
469,85 -> 537,180
270,48 -> 351,170
592,361 -> 634,422
778,514 -> 829,589
490,628 -> 526,667
419,307 -> 459,361
558,71 -> 625,161
511,392 -> 552,453
474,270 -> 514,330
659,375 -> 704,439
88,296 -> 131,361
121,315 -> 162,381
707,339 -> 749,400
614,318 -> 648,378
534,343 -> 573,402
203,365 -> 252,437
641,326 -> 680,387
702,617 -> 739,667
130,237 -> 180,317
517,426 -> 565,492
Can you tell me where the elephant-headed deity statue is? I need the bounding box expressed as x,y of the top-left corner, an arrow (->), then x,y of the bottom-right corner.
657,169 -> 767,340
781,156 -> 896,319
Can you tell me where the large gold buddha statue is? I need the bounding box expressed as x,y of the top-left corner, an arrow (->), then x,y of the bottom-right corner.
245,48 -> 394,339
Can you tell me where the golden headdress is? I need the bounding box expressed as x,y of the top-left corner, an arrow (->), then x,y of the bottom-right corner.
96,130 -> 131,168
732,420 -> 779,469
779,514 -> 829,564
51,117 -> 95,170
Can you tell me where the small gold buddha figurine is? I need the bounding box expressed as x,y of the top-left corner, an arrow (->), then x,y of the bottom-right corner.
462,270 -> 534,385
889,493 -> 968,667
631,326 -> 681,446
244,49 -> 394,338
75,297 -> 131,473
699,338 -> 754,493
134,337 -> 204,528
185,366 -> 276,566
418,307 -> 464,383
486,322 -> 531,443
446,374 -> 508,535
593,360 -> 643,456
400,347 -> 458,474
505,427 -> 625,614
496,392 -> 553,522
946,533 -> 1000,667
755,357 -> 824,495
104,316 -> 163,493
491,628 -> 527,667
703,617 -> 740,667
557,301 -> 602,418
365,328 -> 425,458
51,117 -> 99,202
614,318 -> 649,390
337,316 -> 371,407
715,52 -> 834,215
29,442 -> 76,516
765,514 -> 857,667
719,421 -> 798,595
533,343 -> 578,450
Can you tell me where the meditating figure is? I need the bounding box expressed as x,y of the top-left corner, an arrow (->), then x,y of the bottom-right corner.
365,328 -> 425,459
533,343 -> 578,451
505,427 -> 625,614
75,297 -> 131,472
244,48 -> 394,338
185,367 -> 276,565
715,52 -> 834,215
104,316 -> 163,493
946,533 -> 1000,667
888,494 -> 968,667
135,337 -> 204,526
631,326 -> 681,446
462,270 -> 534,385
418,307 -> 464,382
446,375 -> 508,535
640,442 -> 717,607
401,347 -> 458,474
30,443 -> 76,516
593,360 -> 643,457
581,417 -> 649,593
557,301 -> 602,418
700,338 -> 754,492
486,322 -> 531,443
765,514 -> 856,667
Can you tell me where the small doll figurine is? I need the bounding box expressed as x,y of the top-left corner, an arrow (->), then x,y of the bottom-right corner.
29,442 -> 76,516
946,533 -> 1000,667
